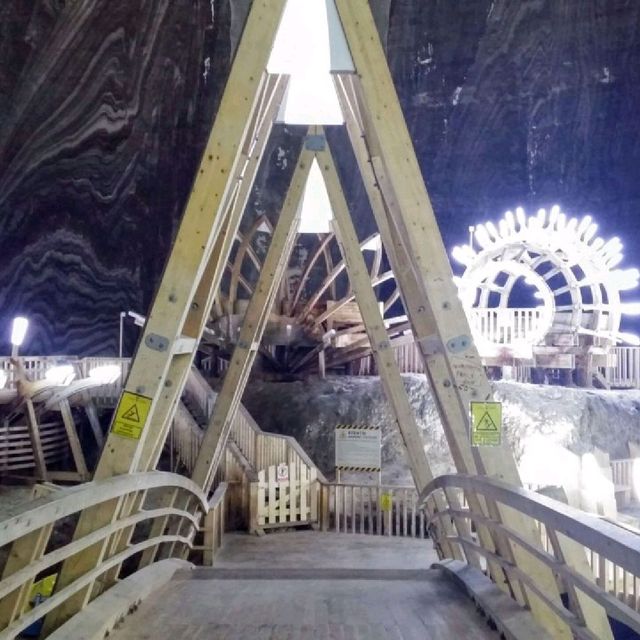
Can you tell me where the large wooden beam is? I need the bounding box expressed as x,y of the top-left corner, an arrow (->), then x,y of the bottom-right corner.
318,140 -> 432,491
333,2 -> 613,637
43,2 -> 287,631
191,145 -> 314,493
108,71 -> 288,584
318,139 -> 464,563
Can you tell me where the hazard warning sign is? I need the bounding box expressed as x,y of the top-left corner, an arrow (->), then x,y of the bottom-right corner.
111,391 -> 152,440
470,401 -> 502,447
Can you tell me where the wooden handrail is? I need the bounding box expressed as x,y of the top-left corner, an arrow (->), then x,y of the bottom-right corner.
0,471 -> 207,638
0,471 -> 206,546
421,474 -> 640,577
420,474 -> 640,637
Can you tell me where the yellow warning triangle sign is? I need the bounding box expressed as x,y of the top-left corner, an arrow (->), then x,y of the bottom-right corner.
121,404 -> 140,423
476,412 -> 498,432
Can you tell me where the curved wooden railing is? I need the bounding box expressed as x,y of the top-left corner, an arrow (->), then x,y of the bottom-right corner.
421,474 -> 640,638
0,472 -> 207,639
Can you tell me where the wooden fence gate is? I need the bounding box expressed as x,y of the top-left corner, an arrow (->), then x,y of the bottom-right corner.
251,463 -> 318,534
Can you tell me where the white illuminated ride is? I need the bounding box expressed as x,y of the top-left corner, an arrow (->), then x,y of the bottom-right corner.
452,206 -> 640,383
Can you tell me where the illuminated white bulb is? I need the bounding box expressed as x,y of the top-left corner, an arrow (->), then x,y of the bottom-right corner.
505,210 -> 516,233
617,332 -> 640,346
577,216 -> 592,236
533,291 -> 544,299
452,246 -> 471,266
537,208 -> 547,226
566,218 -> 578,235
556,213 -> 567,232
11,317 -> 29,347
45,365 -> 76,386
610,268 -> 640,291
606,253 -> 624,269
549,207 -> 559,227
601,237 -> 622,257
592,237 -> 605,251
620,303 -> 640,316
485,221 -> 500,241
498,219 -> 509,238
89,365 -> 121,384
528,214 -> 540,231
475,224 -> 492,248
583,223 -> 598,244
516,207 -> 526,231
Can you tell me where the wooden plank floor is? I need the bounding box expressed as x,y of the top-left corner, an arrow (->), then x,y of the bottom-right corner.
111,533 -> 500,640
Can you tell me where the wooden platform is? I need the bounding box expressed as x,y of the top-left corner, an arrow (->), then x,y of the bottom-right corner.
110,532 -> 502,640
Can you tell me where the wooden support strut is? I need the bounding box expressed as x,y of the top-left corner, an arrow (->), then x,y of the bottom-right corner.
336,66 -> 571,637
58,398 -> 89,481
332,1 -> 613,637
191,144 -> 314,494
42,2 -> 288,632
317,137 -> 465,564
110,74 -> 289,578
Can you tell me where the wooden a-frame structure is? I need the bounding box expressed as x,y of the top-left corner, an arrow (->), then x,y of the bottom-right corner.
44,1 -> 612,638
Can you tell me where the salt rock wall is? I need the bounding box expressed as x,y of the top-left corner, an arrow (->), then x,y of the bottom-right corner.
2,1 -> 640,355
241,375 -> 640,484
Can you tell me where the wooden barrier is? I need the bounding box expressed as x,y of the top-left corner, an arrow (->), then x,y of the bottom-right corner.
604,347 -> 640,388
320,483 -> 426,538
422,474 -> 640,638
252,463 -> 318,534
611,457 -> 636,504
199,483 -> 228,566
0,472 -> 207,639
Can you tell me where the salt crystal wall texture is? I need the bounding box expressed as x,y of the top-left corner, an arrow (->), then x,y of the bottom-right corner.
1,1 -> 639,355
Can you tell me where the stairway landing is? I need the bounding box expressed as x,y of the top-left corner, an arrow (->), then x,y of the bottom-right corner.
110,532 -> 501,640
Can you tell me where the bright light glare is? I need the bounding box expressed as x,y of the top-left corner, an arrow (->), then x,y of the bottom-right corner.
269,0 -> 353,125
45,365 -> 76,386
581,453 -> 617,517
632,459 -> 640,502
519,436 -> 580,503
89,365 -> 121,384
617,332 -> 640,346
277,73 -> 344,125
451,246 -> 470,265
361,235 -> 382,252
620,302 -> 640,316
11,317 -> 29,347
610,268 -> 640,291
298,160 -> 334,233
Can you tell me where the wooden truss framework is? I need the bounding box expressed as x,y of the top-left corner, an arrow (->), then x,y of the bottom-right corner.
41,1 -> 613,637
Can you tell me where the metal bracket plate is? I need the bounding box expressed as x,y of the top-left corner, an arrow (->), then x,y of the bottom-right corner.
145,333 -> 170,352
417,334 -> 444,357
305,134 -> 326,151
446,335 -> 472,353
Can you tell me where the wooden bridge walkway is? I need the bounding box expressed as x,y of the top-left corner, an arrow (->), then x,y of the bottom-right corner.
109,532 -> 500,640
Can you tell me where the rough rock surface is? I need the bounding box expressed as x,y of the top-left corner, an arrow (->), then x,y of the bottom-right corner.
242,375 -> 640,484
2,1 -> 640,354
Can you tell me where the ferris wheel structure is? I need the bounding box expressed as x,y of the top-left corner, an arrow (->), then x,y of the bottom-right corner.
452,205 -> 640,378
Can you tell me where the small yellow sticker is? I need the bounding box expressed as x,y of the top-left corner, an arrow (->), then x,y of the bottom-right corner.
380,493 -> 393,512
111,391 -> 152,440
470,401 -> 502,447
27,573 -> 57,610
